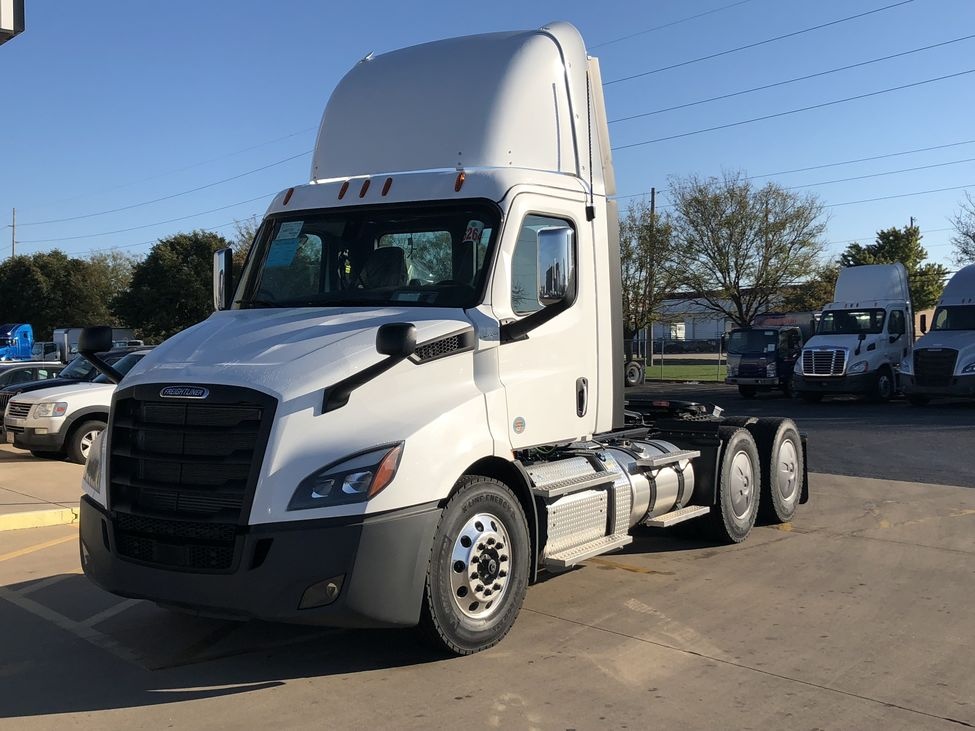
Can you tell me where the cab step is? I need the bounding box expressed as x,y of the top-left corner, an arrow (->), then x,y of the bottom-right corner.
644,505 -> 710,527
526,457 -> 618,498
542,534 -> 633,569
635,449 -> 700,469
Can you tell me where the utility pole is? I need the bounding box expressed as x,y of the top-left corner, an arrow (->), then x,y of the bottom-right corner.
909,216 -> 916,228
10,208 -> 14,258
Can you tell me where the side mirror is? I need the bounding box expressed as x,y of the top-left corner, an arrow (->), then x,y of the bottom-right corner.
919,313 -> 928,334
376,322 -> 417,358
213,248 -> 234,311
536,227 -> 575,306
78,326 -> 123,384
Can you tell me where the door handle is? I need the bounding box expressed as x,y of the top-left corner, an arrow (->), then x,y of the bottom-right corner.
576,377 -> 588,417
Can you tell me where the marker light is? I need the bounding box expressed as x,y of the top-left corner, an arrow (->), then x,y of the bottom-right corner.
455,171 -> 465,192
359,179 -> 371,198
338,180 -> 350,199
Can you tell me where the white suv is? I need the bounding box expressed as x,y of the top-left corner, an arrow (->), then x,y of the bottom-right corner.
3,351 -> 148,463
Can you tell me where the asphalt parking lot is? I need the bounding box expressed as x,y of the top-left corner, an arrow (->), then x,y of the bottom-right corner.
0,384 -> 973,729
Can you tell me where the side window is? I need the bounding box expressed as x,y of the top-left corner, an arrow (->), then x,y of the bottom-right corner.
9,369 -> 34,385
889,310 -> 905,335
511,214 -> 573,316
36,369 -> 52,379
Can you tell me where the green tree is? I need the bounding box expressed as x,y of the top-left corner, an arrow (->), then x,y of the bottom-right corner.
232,215 -> 261,266
950,192 -> 975,265
0,250 -> 116,339
839,224 -> 949,309
619,197 -> 678,338
780,263 -> 840,312
113,230 -> 233,341
669,172 -> 827,327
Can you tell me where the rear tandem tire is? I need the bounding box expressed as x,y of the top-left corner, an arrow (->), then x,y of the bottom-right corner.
625,361 -> 644,387
419,476 -> 530,655
752,417 -> 804,524
708,428 -> 761,543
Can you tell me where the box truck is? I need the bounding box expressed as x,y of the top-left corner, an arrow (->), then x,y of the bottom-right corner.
900,264 -> 975,404
77,23 -> 808,655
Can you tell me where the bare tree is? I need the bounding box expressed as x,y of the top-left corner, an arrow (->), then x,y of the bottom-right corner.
619,198 -> 678,338
669,171 -> 827,327
950,191 -> 975,265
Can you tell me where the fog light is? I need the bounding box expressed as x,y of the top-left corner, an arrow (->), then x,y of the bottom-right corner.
299,575 -> 345,609
35,428 -> 48,435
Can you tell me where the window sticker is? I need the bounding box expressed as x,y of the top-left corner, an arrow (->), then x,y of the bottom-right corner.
265,238 -> 299,268
275,221 -> 304,240
463,220 -> 485,244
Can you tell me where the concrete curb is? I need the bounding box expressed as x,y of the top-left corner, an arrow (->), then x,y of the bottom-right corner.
0,507 -> 79,532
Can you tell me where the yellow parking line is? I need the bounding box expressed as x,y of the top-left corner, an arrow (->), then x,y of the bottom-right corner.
0,533 -> 76,563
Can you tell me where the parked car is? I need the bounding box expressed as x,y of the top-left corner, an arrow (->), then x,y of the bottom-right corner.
3,350 -> 150,463
0,347 -> 144,418
0,361 -> 63,389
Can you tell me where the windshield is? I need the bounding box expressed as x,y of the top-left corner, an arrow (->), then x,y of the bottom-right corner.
236,203 -> 499,310
727,330 -> 777,355
60,355 -> 98,380
818,309 -> 886,335
0,337 -> 13,347
932,305 -> 975,331
93,353 -> 145,384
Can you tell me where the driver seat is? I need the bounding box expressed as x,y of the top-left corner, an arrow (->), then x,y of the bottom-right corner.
360,247 -> 408,288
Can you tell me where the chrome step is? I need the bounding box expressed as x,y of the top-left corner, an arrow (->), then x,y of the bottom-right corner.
543,534 -> 633,569
635,449 -> 700,469
644,505 -> 710,527
529,471 -> 618,498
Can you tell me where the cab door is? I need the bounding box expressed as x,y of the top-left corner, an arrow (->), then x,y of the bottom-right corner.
491,193 -> 598,449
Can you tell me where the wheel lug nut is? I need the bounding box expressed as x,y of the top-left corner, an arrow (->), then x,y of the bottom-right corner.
487,537 -> 495,545
493,583 -> 501,590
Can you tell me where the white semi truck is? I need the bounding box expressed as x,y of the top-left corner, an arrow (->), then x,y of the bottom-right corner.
793,263 -> 912,403
900,264 -> 975,404
77,23 -> 808,655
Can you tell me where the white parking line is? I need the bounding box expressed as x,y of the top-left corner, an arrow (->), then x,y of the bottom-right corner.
82,598 -> 141,628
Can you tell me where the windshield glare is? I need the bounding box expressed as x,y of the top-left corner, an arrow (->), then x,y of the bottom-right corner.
236,204 -> 499,310
932,305 -> 975,331
727,330 -> 777,355
819,309 -> 886,335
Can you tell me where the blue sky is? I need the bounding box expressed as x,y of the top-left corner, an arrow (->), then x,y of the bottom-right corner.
1,0 -> 973,269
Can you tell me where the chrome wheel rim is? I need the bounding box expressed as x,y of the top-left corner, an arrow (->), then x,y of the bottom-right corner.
449,513 -> 511,620
775,438 -> 800,505
80,429 -> 101,460
729,449 -> 755,520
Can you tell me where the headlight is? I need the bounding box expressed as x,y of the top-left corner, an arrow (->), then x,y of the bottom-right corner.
900,356 -> 913,374
288,443 -> 404,511
847,360 -> 868,374
962,361 -> 975,374
82,431 -> 108,505
794,359 -> 803,374
34,401 -> 68,418
766,363 -> 777,377
727,365 -> 737,377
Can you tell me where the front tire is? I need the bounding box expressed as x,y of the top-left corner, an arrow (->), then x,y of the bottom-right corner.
708,427 -> 761,543
738,385 -> 757,399
908,394 -> 931,406
66,419 -> 106,464
798,391 -> 823,403
869,367 -> 894,403
625,361 -> 644,387
419,476 -> 530,655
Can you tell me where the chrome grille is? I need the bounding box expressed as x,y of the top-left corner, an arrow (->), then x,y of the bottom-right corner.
914,348 -> 958,387
802,349 -> 846,376
0,391 -> 12,414
6,401 -> 31,419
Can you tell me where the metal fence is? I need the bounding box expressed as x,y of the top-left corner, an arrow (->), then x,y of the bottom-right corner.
625,336 -> 727,383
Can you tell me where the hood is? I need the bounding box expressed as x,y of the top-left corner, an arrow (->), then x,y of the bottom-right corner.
803,333 -> 886,353
914,330 -> 975,367
10,381 -> 115,404
124,307 -> 476,401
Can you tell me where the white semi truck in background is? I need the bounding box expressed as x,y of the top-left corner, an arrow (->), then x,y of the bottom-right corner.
901,264 -> 975,404
793,263 -> 912,403
77,23 -> 808,655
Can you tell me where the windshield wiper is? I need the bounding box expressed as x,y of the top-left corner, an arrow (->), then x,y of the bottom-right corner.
235,299 -> 280,309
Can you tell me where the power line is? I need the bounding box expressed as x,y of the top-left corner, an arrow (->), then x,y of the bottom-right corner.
747,139 -> 975,179
608,34 -> 975,124
17,193 -> 275,245
826,183 -> 974,208
611,68 -> 975,151
19,151 -> 311,227
603,0 -> 915,86
591,0 -> 758,49
787,157 -> 975,190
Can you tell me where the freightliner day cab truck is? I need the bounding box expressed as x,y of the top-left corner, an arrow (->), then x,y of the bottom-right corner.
901,264 -> 975,404
793,263 -> 912,403
77,23 -> 808,655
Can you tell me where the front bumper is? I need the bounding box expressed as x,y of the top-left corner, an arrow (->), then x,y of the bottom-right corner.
726,377 -> 779,386
80,496 -> 442,628
793,372 -> 873,395
901,373 -> 975,398
7,424 -> 65,451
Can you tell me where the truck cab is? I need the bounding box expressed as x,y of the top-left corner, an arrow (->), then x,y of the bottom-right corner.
725,325 -> 803,398
901,264 -> 975,404
793,264 -> 912,403
0,323 -> 34,361
77,23 -> 807,655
